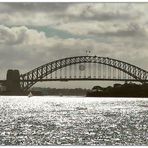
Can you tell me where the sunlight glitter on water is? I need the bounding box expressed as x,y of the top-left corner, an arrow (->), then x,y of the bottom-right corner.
0,96 -> 148,145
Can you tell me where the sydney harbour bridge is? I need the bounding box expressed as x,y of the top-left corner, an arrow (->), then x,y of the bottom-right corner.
0,56 -> 148,93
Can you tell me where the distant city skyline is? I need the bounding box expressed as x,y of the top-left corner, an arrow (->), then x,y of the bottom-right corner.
0,3 -> 148,88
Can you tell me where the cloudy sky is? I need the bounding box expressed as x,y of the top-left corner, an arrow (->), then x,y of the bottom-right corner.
0,3 -> 148,88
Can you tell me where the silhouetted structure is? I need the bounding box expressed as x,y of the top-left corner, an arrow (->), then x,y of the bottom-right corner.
1,56 -> 148,95
20,56 -> 148,91
6,70 -> 20,92
31,87 -> 88,96
0,69 -> 24,95
86,83 -> 148,97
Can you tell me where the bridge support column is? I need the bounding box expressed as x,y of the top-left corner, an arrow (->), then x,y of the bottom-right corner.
6,69 -> 22,95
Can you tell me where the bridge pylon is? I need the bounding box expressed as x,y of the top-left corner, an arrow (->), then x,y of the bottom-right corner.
6,69 -> 22,95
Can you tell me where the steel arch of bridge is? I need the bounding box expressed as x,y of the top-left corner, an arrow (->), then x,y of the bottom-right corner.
20,56 -> 148,91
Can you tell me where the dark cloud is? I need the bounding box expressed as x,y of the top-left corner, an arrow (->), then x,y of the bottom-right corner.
56,3 -> 139,23
64,11 -> 136,23
0,3 -> 138,23
0,3 -> 71,13
87,23 -> 146,38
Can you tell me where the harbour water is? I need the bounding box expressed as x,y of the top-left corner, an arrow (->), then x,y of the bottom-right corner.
0,96 -> 148,145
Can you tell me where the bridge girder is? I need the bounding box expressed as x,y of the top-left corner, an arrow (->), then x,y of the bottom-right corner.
20,56 -> 148,91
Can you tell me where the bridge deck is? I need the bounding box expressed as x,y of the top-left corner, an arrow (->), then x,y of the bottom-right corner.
20,78 -> 148,82
1,78 -> 148,83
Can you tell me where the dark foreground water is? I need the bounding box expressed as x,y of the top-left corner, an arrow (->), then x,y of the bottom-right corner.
0,96 -> 148,145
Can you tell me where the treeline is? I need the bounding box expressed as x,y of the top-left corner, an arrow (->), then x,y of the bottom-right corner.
86,83 -> 148,97
30,87 -> 89,96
